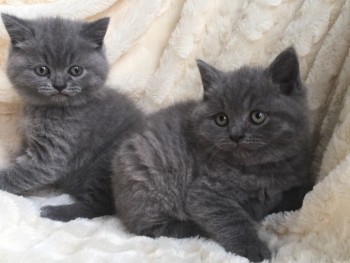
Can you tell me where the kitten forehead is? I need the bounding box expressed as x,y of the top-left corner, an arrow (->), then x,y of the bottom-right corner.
221,67 -> 273,108
30,18 -> 86,64
4,16 -> 108,67
33,17 -> 83,43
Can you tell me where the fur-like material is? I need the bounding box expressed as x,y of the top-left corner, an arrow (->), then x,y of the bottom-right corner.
0,0 -> 350,262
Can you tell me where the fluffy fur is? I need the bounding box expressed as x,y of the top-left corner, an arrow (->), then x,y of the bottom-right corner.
0,14 -> 143,221
111,48 -> 313,262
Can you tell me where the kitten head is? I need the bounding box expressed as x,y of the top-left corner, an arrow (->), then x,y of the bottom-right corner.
194,48 -> 309,165
1,14 -> 110,106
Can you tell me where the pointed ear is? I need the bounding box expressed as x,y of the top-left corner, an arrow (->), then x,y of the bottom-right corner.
196,59 -> 220,98
81,17 -> 110,48
268,47 -> 300,95
1,13 -> 34,46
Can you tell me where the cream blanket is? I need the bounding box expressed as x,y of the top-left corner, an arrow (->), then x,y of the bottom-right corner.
0,0 -> 350,262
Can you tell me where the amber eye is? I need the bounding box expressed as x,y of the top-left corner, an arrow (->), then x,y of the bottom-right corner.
250,111 -> 266,124
35,66 -> 50,76
68,66 -> 84,76
215,113 -> 228,127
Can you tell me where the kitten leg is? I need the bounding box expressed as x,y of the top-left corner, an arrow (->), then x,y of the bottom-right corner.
40,201 -> 113,222
117,202 -> 203,239
186,188 -> 271,262
0,155 -> 59,194
115,191 -> 203,239
41,185 -> 115,222
142,219 -> 204,239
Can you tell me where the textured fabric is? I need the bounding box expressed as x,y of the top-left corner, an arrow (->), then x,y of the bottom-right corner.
0,0 -> 349,262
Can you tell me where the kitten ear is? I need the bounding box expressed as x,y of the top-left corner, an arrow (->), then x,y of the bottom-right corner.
1,13 -> 34,46
81,17 -> 110,48
268,47 -> 300,95
196,59 -> 220,97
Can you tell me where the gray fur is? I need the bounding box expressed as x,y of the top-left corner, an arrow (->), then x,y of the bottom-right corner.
0,14 -> 144,221
111,48 -> 313,262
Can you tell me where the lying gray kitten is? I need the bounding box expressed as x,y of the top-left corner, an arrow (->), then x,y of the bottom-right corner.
0,14 -> 143,222
112,48 -> 313,262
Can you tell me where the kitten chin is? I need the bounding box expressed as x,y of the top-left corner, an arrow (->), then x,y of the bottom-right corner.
48,94 -> 78,106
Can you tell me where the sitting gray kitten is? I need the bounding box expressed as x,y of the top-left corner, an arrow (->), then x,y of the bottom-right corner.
0,14 -> 143,222
111,48 -> 313,262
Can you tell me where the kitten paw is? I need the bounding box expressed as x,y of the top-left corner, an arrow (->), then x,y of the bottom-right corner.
40,203 -> 103,221
242,241 -> 271,262
40,205 -> 71,222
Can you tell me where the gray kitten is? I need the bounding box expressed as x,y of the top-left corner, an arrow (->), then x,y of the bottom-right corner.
111,48 -> 313,262
0,14 -> 143,222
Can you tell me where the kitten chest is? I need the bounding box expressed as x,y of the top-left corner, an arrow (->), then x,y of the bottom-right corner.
21,107 -> 88,160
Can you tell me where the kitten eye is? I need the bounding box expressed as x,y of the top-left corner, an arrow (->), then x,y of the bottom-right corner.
68,66 -> 84,76
215,113 -> 228,127
35,66 -> 50,76
250,111 -> 266,124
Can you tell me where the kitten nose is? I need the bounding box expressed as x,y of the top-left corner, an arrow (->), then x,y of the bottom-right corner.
229,134 -> 244,143
230,125 -> 245,143
53,84 -> 67,91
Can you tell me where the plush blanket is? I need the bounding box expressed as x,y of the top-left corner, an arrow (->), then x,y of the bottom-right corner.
0,0 -> 350,262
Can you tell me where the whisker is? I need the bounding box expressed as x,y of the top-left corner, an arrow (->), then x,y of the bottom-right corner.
198,139 -> 229,163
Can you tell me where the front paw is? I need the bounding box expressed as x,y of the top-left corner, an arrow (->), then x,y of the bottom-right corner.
40,205 -> 68,222
240,240 -> 271,262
